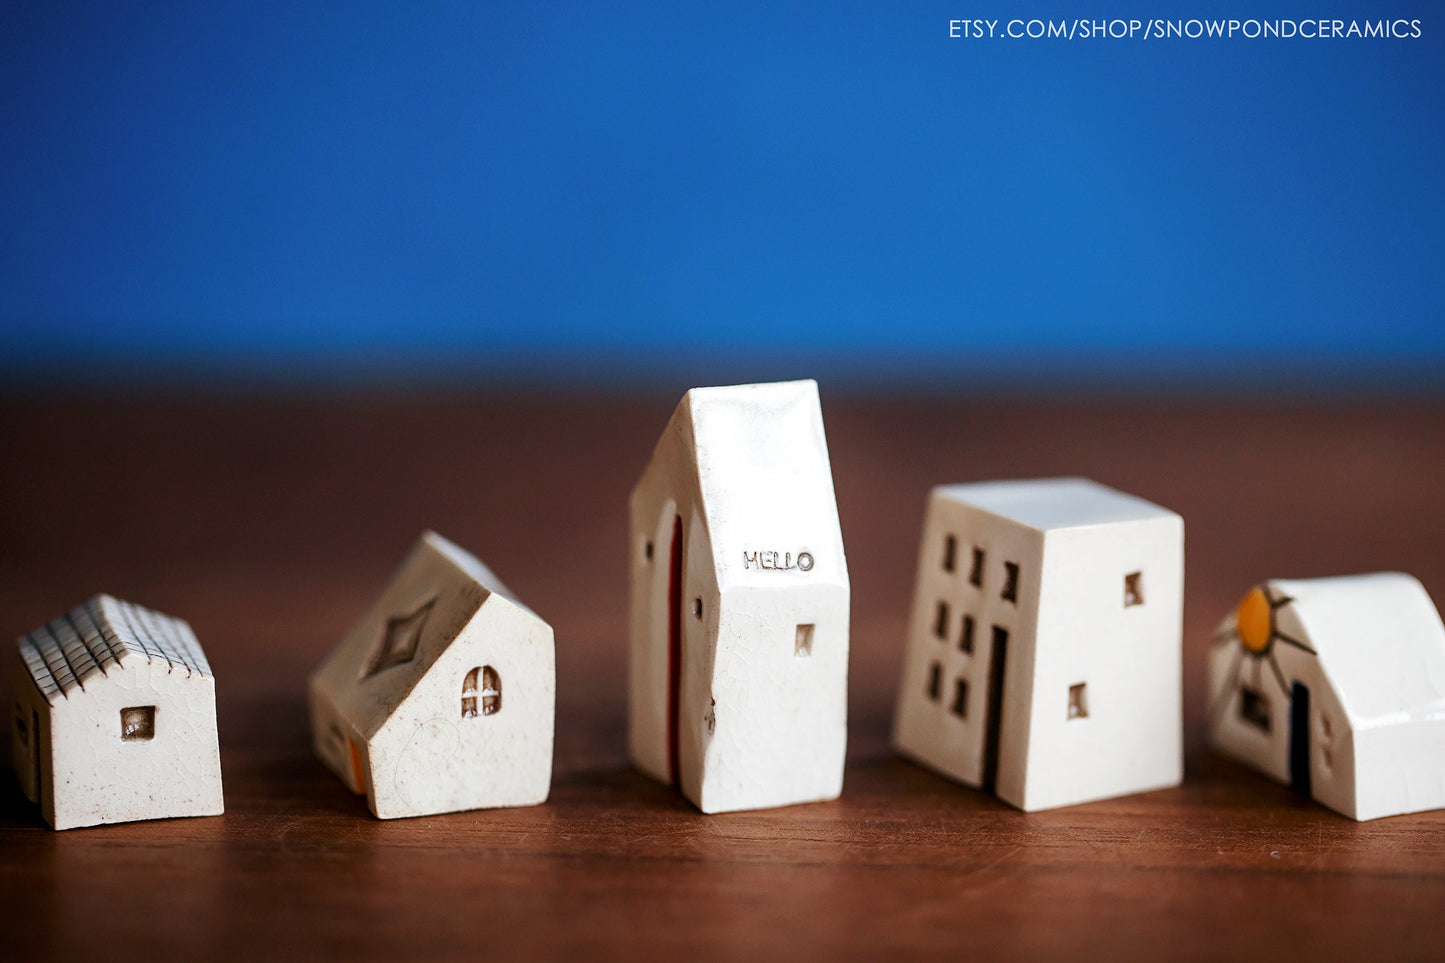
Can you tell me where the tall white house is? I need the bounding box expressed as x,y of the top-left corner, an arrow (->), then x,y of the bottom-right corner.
1209,572 -> 1445,821
628,380 -> 850,814
893,477 -> 1184,812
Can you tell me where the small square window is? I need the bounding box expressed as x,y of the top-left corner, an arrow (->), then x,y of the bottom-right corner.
1001,562 -> 1019,603
795,623 -> 814,658
942,535 -> 957,573
1068,683 -> 1088,720
968,547 -> 985,587
1239,687 -> 1271,732
1124,572 -> 1144,607
121,706 -> 155,741
933,601 -> 950,641
926,662 -> 943,701
960,614 -> 975,654
951,679 -> 969,719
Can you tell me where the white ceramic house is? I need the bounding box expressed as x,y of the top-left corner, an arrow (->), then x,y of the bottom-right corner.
628,380 -> 850,813
308,531 -> 554,819
10,594 -> 224,830
1209,572 -> 1445,820
892,477 -> 1184,811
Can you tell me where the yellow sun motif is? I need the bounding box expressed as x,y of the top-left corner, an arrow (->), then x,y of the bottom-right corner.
1211,584 -> 1317,708
1235,586 -> 1277,655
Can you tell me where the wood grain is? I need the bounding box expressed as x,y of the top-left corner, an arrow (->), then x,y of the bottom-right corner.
2,391 -> 1443,961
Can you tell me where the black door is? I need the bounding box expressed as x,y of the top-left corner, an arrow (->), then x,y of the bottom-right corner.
1289,681 -> 1311,796
981,625 -> 1009,793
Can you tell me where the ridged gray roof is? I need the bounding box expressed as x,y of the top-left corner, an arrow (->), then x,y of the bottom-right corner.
17,595 -> 211,704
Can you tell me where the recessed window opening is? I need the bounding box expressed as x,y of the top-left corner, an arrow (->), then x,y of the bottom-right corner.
943,535 -> 957,572
1068,683 -> 1088,720
934,601 -> 950,640
951,679 -> 969,719
462,666 -> 502,718
1001,562 -> 1019,603
795,624 -> 814,658
1239,687 -> 1271,732
960,614 -> 975,654
927,662 -> 943,701
968,548 -> 985,587
121,706 -> 155,741
645,540 -> 654,561
693,597 -> 703,620
1124,572 -> 1144,607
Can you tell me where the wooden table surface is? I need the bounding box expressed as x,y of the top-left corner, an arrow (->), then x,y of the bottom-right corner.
2,389 -> 1443,961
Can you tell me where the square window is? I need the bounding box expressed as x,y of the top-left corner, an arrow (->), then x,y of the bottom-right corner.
1239,688 -> 1271,732
121,706 -> 155,741
1124,572 -> 1144,607
933,601 -> 950,641
1068,683 -> 1088,720
960,614 -> 975,654
942,535 -> 957,573
927,662 -> 943,701
795,623 -> 814,658
951,678 -> 969,719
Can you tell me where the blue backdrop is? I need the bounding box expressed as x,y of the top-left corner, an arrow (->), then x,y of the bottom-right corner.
2,3 -> 1442,383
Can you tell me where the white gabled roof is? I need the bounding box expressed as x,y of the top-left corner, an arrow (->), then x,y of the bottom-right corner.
18,594 -> 211,704
674,380 -> 846,587
1270,573 -> 1445,727
935,477 -> 1179,532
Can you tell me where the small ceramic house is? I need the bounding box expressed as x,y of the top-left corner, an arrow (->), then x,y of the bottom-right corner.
628,380 -> 849,813
10,594 -> 224,830
1209,572 -> 1445,820
892,477 -> 1184,811
308,531 -> 554,819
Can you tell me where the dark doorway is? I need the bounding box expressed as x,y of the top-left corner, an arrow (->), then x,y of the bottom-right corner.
981,625 -> 1009,792
666,515 -> 683,788
31,709 -> 40,802
1289,681 -> 1311,796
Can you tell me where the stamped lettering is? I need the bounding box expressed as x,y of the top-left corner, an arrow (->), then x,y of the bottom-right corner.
742,550 -> 815,572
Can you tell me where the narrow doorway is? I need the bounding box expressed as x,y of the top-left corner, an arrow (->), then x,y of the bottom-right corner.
1289,681 -> 1311,796
666,515 -> 683,788
981,626 -> 1009,792
31,709 -> 40,802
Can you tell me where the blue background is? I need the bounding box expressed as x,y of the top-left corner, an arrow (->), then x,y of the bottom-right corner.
2,3 -> 1441,385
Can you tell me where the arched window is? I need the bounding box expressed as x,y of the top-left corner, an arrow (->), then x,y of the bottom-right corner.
462,666 -> 501,718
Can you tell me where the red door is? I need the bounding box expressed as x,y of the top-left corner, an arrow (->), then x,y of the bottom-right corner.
666,515 -> 683,788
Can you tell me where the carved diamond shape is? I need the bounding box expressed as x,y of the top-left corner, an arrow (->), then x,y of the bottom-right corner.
366,598 -> 435,677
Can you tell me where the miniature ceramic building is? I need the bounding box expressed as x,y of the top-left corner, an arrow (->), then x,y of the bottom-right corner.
308,531 -> 554,819
1209,573 -> 1445,821
892,477 -> 1183,811
10,594 -> 224,830
628,380 -> 849,813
